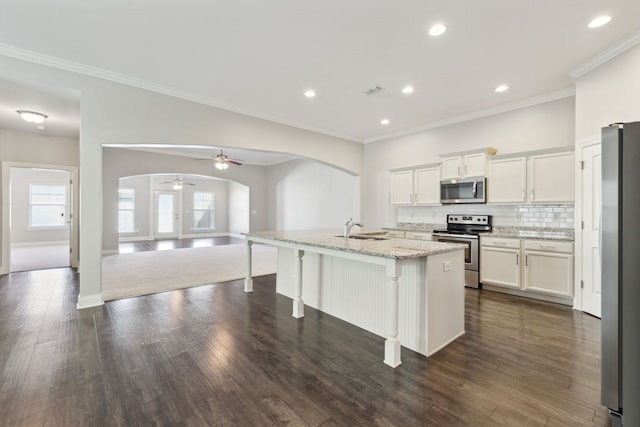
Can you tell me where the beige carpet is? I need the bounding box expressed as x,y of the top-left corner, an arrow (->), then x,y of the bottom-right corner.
102,243 -> 277,301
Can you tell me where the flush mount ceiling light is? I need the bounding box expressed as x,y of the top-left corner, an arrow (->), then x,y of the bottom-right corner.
588,15 -> 611,28
17,110 -> 48,123
380,118 -> 390,125
304,89 -> 316,98
402,85 -> 414,94
215,162 -> 229,170
495,84 -> 509,93
428,23 -> 447,37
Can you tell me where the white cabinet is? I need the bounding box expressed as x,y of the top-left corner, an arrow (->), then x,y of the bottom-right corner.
390,165 -> 440,206
405,231 -> 432,241
441,149 -> 495,179
528,151 -> 574,203
480,237 -> 521,289
487,157 -> 527,204
523,240 -> 574,297
414,166 -> 441,205
487,148 -> 574,205
386,230 -> 406,238
390,170 -> 414,205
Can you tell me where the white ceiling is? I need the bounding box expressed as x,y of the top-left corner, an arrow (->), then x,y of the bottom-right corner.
1,1 -> 639,145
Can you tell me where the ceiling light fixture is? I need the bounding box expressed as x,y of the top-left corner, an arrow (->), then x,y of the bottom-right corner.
17,110 -> 48,123
304,89 -> 316,98
215,162 -> 229,171
588,15 -> 611,28
402,86 -> 414,94
381,118 -> 390,125
495,84 -> 509,93
172,182 -> 183,190
428,24 -> 447,37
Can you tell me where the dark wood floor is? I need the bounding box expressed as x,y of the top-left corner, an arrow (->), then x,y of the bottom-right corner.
0,268 -> 609,426
118,236 -> 244,253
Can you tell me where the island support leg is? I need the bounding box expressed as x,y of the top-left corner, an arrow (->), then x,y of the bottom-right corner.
292,249 -> 305,318
384,262 -> 401,367
244,240 -> 254,293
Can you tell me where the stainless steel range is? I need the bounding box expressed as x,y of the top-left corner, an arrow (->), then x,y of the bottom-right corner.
432,214 -> 492,289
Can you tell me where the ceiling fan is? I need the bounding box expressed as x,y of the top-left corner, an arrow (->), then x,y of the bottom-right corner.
160,175 -> 195,190
197,149 -> 244,170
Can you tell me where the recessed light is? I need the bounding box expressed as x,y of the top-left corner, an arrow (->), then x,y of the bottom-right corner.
495,84 -> 509,93
588,15 -> 611,29
402,86 -> 414,94
428,24 -> 447,37
381,118 -> 390,125
304,89 -> 316,98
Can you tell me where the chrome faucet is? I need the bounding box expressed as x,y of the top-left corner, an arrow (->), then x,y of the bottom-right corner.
344,218 -> 363,238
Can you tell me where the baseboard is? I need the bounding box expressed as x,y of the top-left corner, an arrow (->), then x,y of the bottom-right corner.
118,235 -> 153,242
76,293 -> 104,309
11,240 -> 69,248
180,232 -> 228,239
102,249 -> 119,256
482,284 -> 574,306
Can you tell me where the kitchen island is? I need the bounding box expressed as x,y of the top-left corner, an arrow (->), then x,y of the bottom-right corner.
243,230 -> 465,368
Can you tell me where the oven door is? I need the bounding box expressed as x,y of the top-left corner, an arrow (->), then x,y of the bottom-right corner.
434,236 -> 478,271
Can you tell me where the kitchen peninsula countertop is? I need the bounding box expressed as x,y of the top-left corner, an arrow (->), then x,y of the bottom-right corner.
244,229 -> 464,260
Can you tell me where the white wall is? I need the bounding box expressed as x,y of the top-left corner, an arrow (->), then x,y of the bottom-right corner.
10,167 -> 70,244
266,158 -> 358,230
363,97 -> 576,229
575,43 -> 640,141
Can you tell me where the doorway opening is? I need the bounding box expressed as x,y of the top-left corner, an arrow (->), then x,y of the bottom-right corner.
1,164 -> 77,274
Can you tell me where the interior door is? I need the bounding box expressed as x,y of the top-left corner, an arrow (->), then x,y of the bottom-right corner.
154,190 -> 178,239
581,143 -> 601,317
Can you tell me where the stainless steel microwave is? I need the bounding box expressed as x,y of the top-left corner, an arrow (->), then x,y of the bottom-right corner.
440,177 -> 486,204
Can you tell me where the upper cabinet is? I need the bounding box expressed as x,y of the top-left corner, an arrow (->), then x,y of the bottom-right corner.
488,147 -> 574,205
440,147 -> 497,179
390,164 -> 441,206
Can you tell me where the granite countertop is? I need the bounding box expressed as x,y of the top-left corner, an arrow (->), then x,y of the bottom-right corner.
383,224 -> 574,241
244,229 -> 465,260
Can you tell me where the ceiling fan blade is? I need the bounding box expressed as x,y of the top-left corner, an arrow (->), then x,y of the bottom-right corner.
227,160 -> 243,165
184,182 -> 196,185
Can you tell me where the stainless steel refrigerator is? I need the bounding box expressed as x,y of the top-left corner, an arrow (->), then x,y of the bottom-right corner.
601,122 -> 640,427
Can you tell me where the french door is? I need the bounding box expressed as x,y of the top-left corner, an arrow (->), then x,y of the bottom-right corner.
154,190 -> 179,239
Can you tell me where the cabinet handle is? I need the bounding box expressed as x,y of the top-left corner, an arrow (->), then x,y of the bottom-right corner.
465,165 -> 468,175
493,241 -> 507,245
539,245 -> 556,249
531,188 -> 535,201
525,254 -> 528,266
457,166 -> 461,176
516,253 -> 519,265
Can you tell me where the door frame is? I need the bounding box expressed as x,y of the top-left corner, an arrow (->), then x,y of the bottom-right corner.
1,161 -> 79,275
574,137 -> 601,313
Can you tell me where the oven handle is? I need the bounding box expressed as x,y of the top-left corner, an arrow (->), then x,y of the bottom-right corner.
473,181 -> 477,198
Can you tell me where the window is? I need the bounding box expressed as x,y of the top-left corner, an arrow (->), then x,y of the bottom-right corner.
30,184 -> 66,227
118,188 -> 136,233
193,191 -> 215,230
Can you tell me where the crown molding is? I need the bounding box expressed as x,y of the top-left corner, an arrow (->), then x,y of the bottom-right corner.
569,29 -> 640,79
0,43 -> 362,143
364,87 -> 576,144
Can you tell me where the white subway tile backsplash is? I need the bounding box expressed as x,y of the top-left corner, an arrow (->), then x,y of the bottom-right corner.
396,204 -> 574,230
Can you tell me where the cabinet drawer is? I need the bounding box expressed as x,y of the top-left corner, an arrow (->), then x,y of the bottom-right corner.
480,237 -> 520,249
386,230 -> 405,239
406,231 -> 432,240
524,240 -> 573,253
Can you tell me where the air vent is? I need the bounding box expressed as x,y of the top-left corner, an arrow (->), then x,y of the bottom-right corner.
362,85 -> 384,95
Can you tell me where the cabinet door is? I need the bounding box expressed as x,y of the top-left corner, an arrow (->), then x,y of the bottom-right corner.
441,157 -> 462,179
463,153 -> 486,177
414,166 -> 441,205
487,157 -> 527,204
390,171 -> 414,205
523,251 -> 574,297
528,152 -> 574,203
480,247 -> 521,289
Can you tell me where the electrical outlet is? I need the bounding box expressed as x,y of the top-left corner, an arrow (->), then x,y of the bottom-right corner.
443,261 -> 451,272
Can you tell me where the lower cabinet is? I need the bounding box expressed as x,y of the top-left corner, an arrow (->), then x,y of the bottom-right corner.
523,240 -> 574,297
480,237 -> 521,289
480,236 -> 574,299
